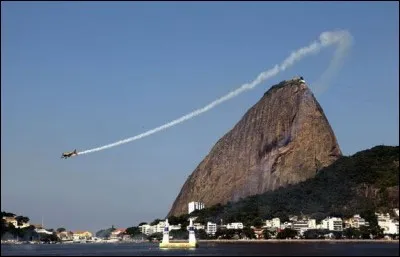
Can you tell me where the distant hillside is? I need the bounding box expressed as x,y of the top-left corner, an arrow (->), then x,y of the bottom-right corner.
181,145 -> 399,225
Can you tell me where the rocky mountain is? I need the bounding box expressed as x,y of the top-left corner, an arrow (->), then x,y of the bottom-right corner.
168,77 -> 342,217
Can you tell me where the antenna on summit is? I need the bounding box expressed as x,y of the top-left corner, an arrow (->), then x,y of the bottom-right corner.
293,75 -> 306,84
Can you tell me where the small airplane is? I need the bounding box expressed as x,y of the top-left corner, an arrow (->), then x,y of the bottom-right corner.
61,149 -> 78,159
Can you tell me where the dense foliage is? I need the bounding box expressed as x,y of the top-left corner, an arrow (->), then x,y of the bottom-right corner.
95,227 -> 116,238
168,145 -> 399,227
1,212 -> 60,242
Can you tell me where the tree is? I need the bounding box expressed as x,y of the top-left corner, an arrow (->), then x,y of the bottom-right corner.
214,228 -> 225,239
15,216 -> 29,226
277,228 -> 298,239
360,225 -> 384,239
251,217 -> 264,228
242,227 -> 256,239
262,229 -> 271,239
6,223 -> 19,238
1,212 -> 16,218
215,228 -> 236,239
40,233 -> 60,243
195,229 -> 208,239
304,229 -> 319,239
218,229 -> 236,239
190,209 -> 202,216
138,222 -> 147,226
166,216 -> 179,225
194,216 -> 205,224
27,225 -> 36,231
359,210 -> 384,239
343,227 -> 360,239
126,226 -> 141,237
147,232 -> 162,242
95,229 -> 106,237
360,210 -> 378,228
150,219 -> 162,226
332,231 -> 343,239
167,214 -> 190,228
170,229 -> 188,240
96,227 -> 114,238
1,219 -> 7,237
359,225 -> 373,239
57,228 -> 66,233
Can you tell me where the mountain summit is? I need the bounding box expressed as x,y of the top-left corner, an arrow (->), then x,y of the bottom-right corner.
168,76 -> 342,217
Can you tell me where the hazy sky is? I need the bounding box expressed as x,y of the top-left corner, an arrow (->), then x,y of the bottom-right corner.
1,2 -> 398,234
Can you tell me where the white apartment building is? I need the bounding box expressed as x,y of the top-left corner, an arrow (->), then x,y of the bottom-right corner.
288,219 -> 317,235
206,222 -> 217,235
280,222 -> 293,230
2,216 -> 30,229
376,212 -> 399,234
344,214 -> 369,229
226,222 -> 244,230
169,224 -> 182,231
379,220 -> 399,235
264,218 -> 281,228
187,222 -> 205,231
292,220 -> 309,235
154,221 -> 166,233
188,202 -> 205,214
139,221 -> 181,235
193,223 -> 205,230
219,224 -> 227,230
34,228 -> 53,235
308,219 -> 316,229
321,217 -> 343,231
139,224 -> 152,235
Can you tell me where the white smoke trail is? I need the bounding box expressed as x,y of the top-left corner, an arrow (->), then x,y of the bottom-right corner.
310,30 -> 354,95
78,30 -> 352,156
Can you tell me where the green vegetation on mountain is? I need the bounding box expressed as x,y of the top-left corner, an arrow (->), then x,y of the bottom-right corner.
168,145 -> 399,227
1,212 -> 61,242
95,227 -> 116,238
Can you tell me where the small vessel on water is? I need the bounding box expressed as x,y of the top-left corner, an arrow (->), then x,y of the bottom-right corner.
159,218 -> 198,249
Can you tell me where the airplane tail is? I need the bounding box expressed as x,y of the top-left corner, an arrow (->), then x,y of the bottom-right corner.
74,149 -> 77,154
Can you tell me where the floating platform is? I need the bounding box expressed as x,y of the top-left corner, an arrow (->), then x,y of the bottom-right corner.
159,218 -> 199,249
159,242 -> 198,249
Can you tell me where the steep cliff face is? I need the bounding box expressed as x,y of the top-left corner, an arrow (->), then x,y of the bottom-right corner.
168,77 -> 342,217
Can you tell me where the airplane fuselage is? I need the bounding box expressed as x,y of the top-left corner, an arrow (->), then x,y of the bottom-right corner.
61,149 -> 78,159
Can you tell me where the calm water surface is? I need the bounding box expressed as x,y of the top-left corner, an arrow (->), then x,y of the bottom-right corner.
1,242 -> 399,256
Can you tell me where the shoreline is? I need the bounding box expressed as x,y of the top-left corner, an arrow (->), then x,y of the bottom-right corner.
2,239 -> 399,245
197,239 -> 400,244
